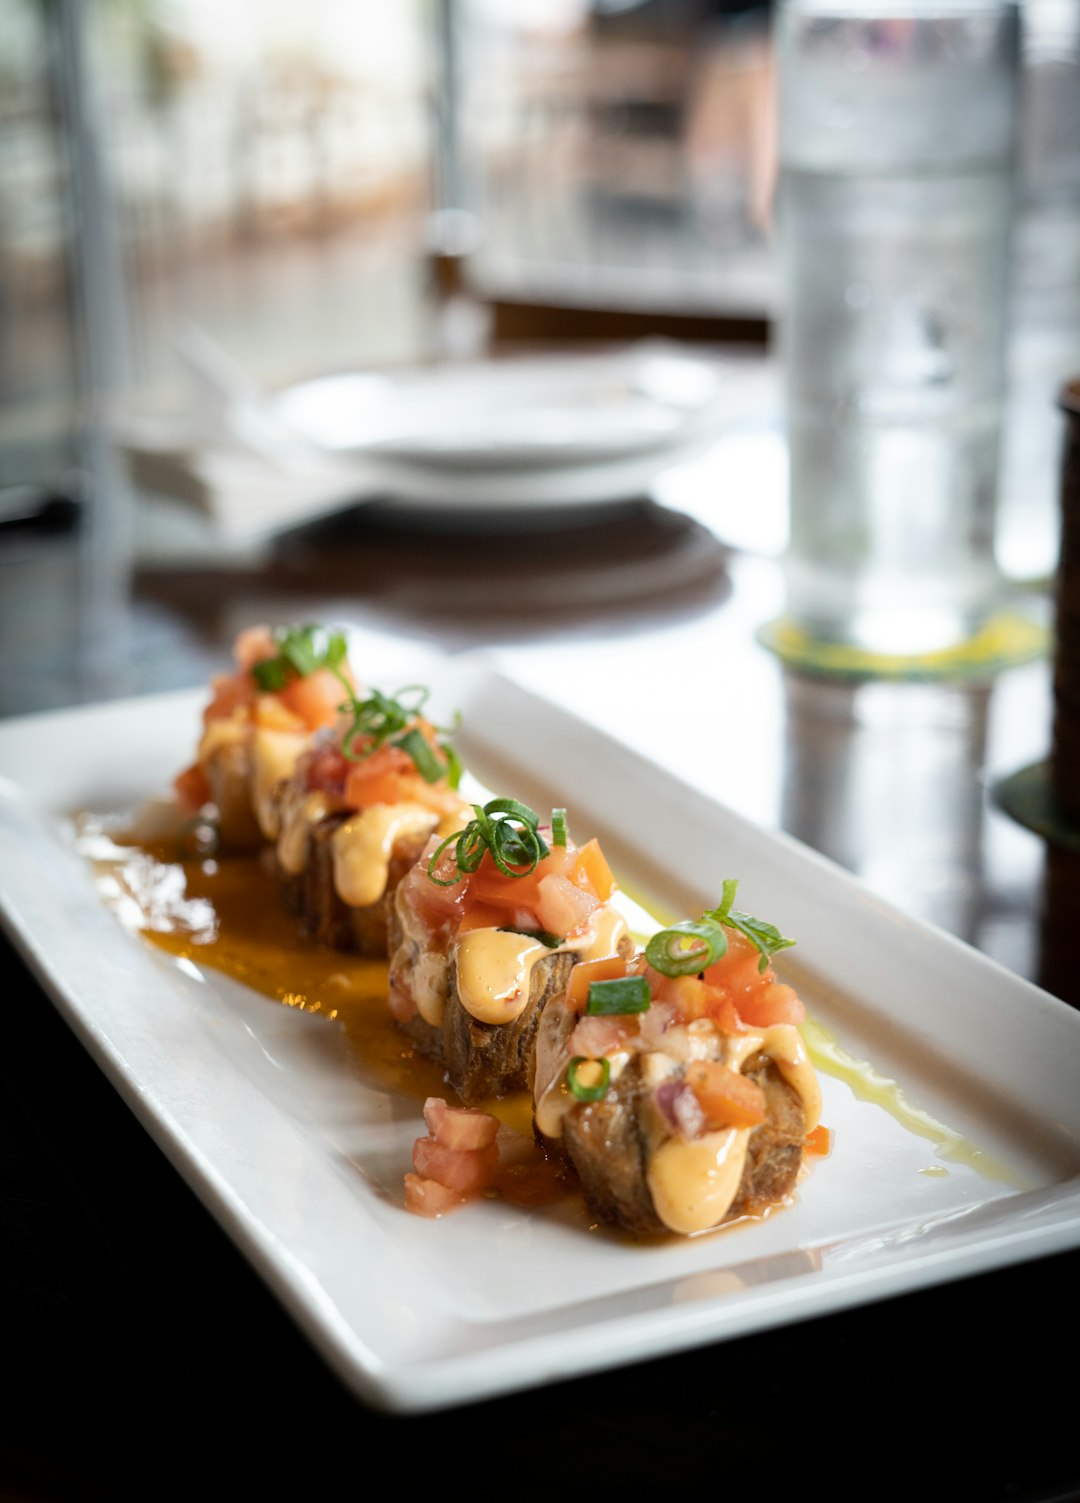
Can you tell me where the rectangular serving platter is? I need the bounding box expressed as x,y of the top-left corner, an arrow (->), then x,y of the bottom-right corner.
1,654 -> 1079,1414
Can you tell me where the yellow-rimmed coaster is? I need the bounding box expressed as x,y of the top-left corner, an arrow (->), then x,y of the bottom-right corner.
992,760 -> 1080,853
756,611 -> 1049,683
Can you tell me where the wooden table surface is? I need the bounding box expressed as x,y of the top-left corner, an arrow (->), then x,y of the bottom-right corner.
1,435 -> 1078,1501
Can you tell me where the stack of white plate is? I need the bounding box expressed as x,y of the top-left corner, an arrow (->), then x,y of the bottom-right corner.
263,342 -> 743,522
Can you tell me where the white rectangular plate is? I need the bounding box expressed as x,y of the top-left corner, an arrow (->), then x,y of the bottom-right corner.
2,656 -> 1080,1414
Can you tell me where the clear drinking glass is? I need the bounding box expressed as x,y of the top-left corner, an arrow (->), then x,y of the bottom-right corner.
775,0 -> 1020,655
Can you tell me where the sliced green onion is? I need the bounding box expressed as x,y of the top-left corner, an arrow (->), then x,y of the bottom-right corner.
645,919 -> 728,978
552,808 -> 568,847
586,976 -> 651,1015
337,681 -> 460,783
567,1056 -> 610,1103
394,727 -> 445,784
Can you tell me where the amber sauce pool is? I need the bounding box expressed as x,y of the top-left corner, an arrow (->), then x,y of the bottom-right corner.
83,820 -> 571,1211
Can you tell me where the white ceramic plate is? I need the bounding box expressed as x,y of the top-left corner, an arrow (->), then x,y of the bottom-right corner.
267,346 -> 730,471
1,660 -> 1079,1414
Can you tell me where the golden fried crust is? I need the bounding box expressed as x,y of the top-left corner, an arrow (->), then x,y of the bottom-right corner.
562,1054 -> 806,1238
203,741 -> 262,853
443,950 -> 580,1106
277,810 -> 429,960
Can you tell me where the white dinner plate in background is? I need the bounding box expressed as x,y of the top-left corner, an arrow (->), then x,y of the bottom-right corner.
267,344 -> 733,471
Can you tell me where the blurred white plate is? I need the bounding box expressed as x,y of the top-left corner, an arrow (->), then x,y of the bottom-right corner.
267,345 -> 730,471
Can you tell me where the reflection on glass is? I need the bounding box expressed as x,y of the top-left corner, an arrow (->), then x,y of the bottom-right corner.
780,675 -> 991,947
457,0 -> 777,318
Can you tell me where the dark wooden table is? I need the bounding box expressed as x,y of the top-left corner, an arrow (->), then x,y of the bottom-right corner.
1,476 -> 1078,1502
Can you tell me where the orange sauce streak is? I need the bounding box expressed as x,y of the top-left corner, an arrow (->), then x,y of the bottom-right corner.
87,825 -> 570,1210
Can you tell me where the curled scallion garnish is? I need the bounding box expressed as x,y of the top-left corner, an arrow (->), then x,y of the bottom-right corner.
567,1056 -> 611,1103
427,797 -> 551,887
645,919 -> 728,978
337,683 -> 461,789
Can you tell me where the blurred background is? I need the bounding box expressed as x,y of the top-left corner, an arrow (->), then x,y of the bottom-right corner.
0,0 -> 1078,713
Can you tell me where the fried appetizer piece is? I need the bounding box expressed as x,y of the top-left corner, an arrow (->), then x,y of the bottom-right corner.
269,684 -> 470,959
389,800 -> 634,1104
534,886 -> 822,1238
173,623 -> 358,852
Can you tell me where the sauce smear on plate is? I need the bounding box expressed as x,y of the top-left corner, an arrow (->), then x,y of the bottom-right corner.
80,817 -> 571,1209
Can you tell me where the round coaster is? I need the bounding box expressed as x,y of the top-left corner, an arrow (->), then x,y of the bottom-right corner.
755,611 -> 1050,683
991,760 -> 1080,853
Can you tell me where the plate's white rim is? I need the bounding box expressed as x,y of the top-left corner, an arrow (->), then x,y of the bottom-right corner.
2,666 -> 1080,1415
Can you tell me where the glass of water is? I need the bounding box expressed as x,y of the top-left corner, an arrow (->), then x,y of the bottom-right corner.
775,0 -> 1020,656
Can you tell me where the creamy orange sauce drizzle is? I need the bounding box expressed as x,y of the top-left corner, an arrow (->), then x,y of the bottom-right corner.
78,819 -> 831,1238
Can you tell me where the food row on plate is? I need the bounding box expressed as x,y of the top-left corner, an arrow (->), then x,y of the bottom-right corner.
170,623 -> 825,1236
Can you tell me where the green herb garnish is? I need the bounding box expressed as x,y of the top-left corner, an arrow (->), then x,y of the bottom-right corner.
586,976 -> 651,1015
337,683 -> 461,789
250,623 -> 349,693
704,879 -> 795,973
567,1056 -> 611,1103
552,808 -> 568,848
646,880 -> 795,979
427,797 -> 551,886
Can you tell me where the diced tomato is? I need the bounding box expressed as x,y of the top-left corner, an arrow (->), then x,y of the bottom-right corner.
568,1013 -> 635,1058
736,982 -> 805,1028
174,762 -> 212,810
685,1060 -> 766,1128
703,932 -> 766,996
233,624 -> 277,671
342,744 -> 419,809
567,838 -> 617,901
403,1173 -> 467,1218
464,841 -> 607,935
304,742 -> 349,793
701,930 -> 806,1029
536,872 -> 599,937
400,860 -> 469,932
412,1135 -> 500,1194
202,670 -> 253,725
467,859 -> 548,917
647,969 -> 745,1034
423,1097 -> 500,1150
566,954 -> 632,1011
804,1124 -> 832,1156
278,666 -> 350,731
458,901 -> 515,934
